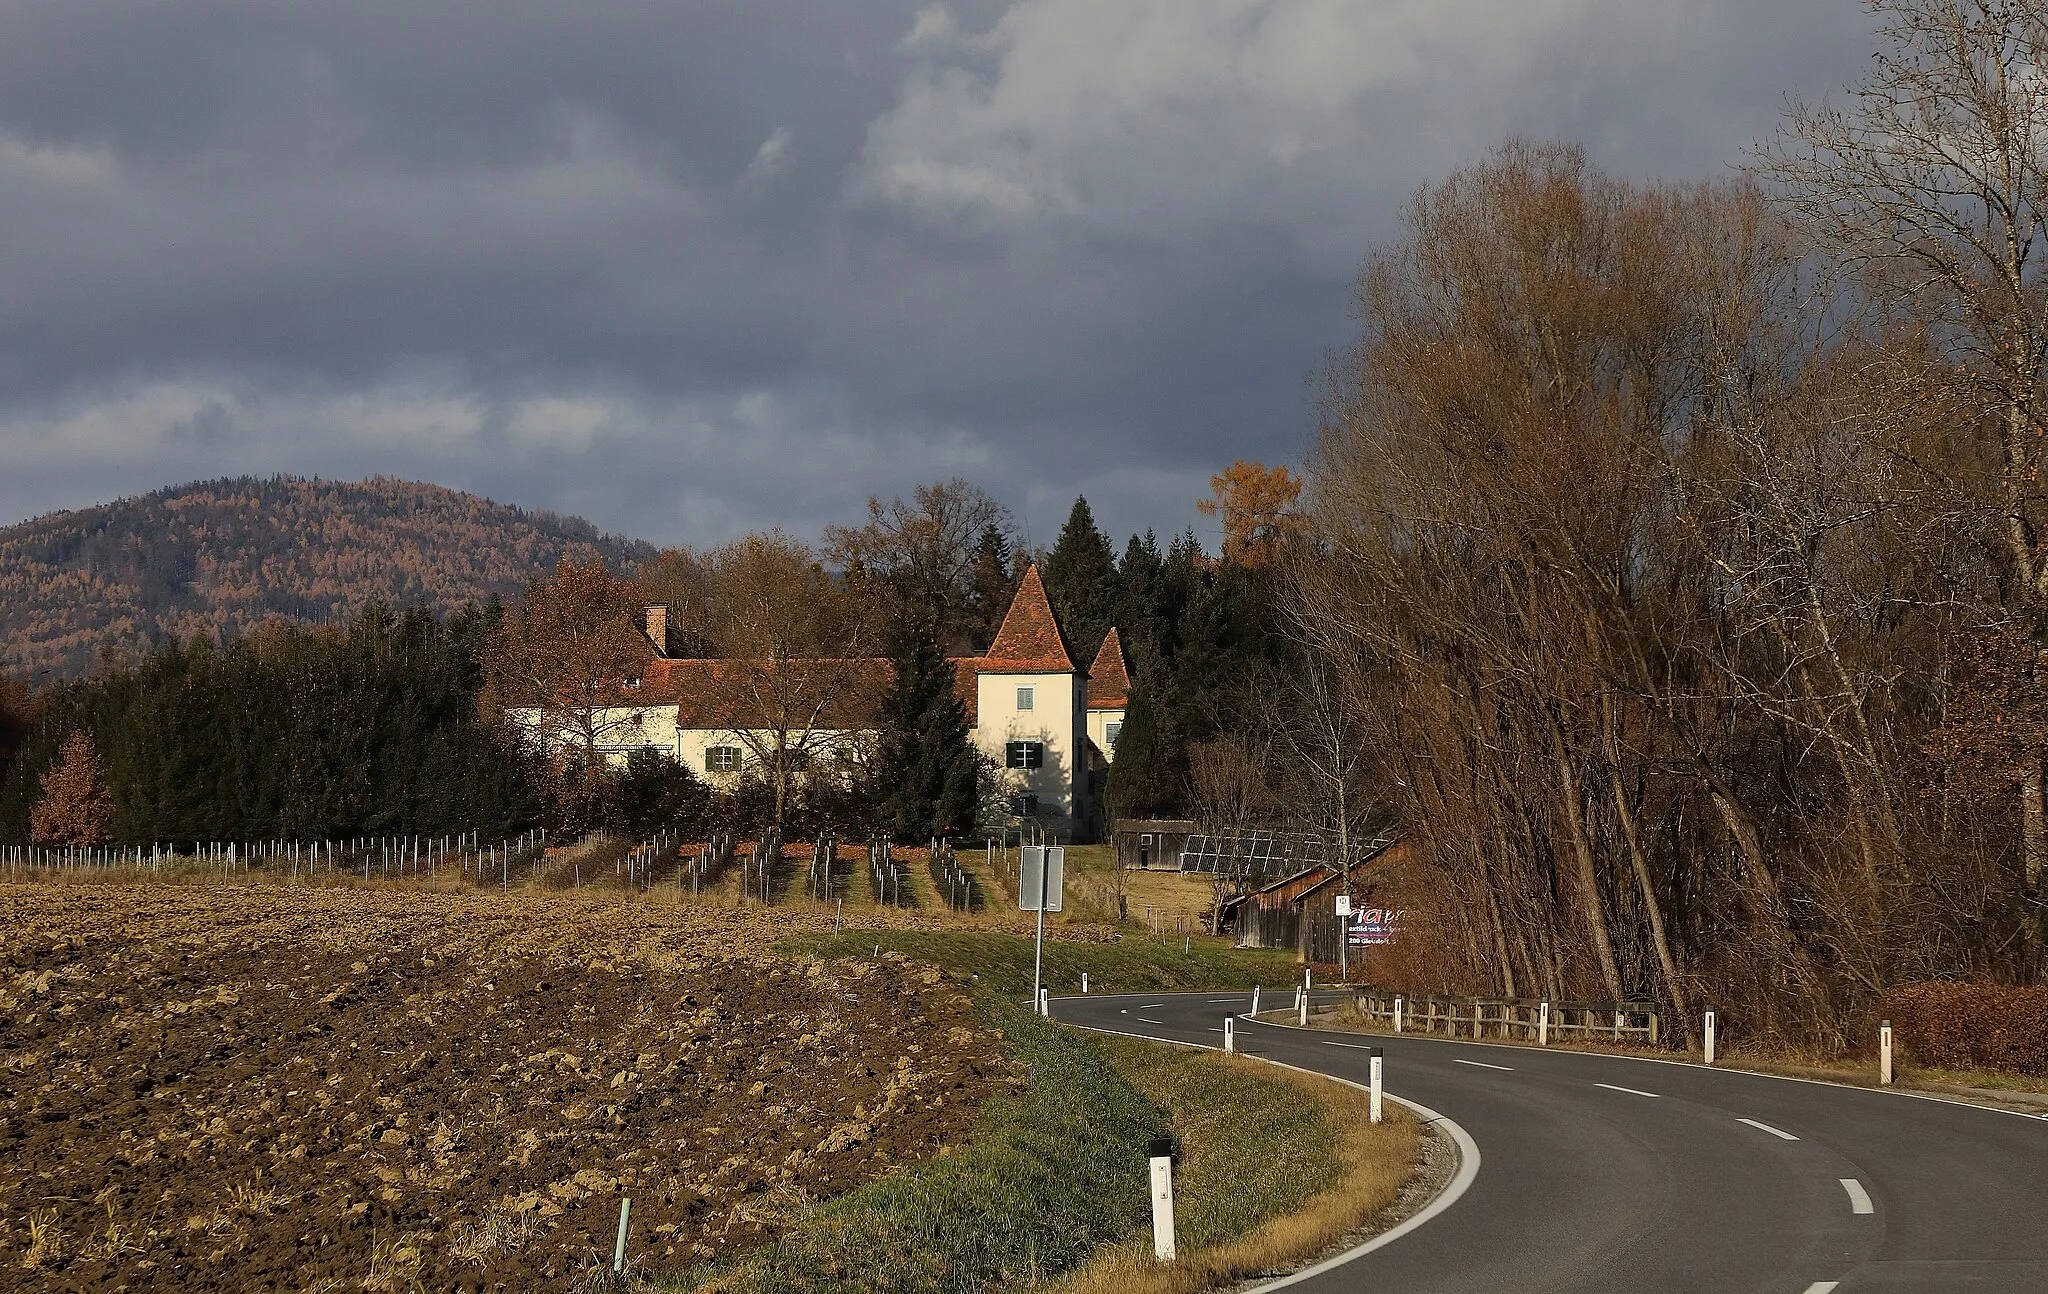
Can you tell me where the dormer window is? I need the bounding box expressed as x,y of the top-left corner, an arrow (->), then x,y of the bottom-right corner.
623,677 -> 642,690
1016,685 -> 1035,711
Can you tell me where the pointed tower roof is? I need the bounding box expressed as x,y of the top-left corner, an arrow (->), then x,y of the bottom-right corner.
1087,626 -> 1130,710
981,565 -> 1074,672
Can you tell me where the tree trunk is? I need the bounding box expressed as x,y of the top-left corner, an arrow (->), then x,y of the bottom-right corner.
1549,713 -> 1625,1002
2021,759 -> 2046,894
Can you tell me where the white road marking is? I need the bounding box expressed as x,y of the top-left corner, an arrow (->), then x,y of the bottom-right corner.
1135,1017 -> 1165,1024
1324,1041 -> 1379,1049
1801,1283 -> 1839,1293
1452,1058 -> 1514,1072
1593,1082 -> 1660,1098
1136,1002 -> 1166,1008
1840,1178 -> 1874,1215
1739,1118 -> 1800,1141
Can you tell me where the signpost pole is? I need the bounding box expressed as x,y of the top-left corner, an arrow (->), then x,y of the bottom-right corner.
1033,900 -> 1045,1015
1335,893 -> 1352,985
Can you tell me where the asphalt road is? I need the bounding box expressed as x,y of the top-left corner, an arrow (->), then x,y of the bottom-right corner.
1055,990 -> 2048,1293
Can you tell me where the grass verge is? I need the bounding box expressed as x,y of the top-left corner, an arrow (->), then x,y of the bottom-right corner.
680,997 -> 1165,1293
1050,1034 -> 1421,1294
787,929 -> 1301,999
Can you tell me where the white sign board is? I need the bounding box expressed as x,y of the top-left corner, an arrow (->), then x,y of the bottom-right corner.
1334,894 -> 1352,917
1019,845 -> 1064,912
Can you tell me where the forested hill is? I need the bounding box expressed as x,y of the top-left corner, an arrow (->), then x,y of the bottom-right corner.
0,477 -> 654,678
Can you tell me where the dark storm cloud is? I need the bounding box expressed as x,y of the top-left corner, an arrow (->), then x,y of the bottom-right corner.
0,1 -> 1874,548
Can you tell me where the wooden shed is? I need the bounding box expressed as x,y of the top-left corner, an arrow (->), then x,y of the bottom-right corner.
1111,818 -> 1195,871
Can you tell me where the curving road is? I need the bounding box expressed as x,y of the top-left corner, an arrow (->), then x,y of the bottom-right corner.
1055,991 -> 2048,1293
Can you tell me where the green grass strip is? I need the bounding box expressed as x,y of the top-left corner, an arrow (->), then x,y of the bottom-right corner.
789,929 -> 1300,1000
1083,1033 -> 1345,1255
686,998 -> 1167,1294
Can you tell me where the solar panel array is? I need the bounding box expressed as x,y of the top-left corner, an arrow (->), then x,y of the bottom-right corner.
1179,827 -> 1396,878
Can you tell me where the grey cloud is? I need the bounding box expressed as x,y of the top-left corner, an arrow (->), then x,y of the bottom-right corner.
0,1 -> 1875,549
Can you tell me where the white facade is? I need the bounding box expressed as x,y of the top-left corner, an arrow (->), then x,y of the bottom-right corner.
974,668 -> 1085,826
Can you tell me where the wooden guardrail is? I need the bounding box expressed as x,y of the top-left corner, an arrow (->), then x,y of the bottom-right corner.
1345,989 -> 1662,1046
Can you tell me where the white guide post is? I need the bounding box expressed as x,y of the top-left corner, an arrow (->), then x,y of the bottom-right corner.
1704,1009 -> 1717,1066
1369,1047 -> 1384,1124
1039,987 -> 1050,1017
1306,966 -> 1313,992
1223,1017 -> 1235,1053
1298,993 -> 1309,1027
1252,985 -> 1261,1016
1082,972 -> 1088,994
1539,1000 -> 1550,1047
1880,1019 -> 1894,1085
1394,995 -> 1404,1033
612,1197 -> 632,1273
1149,1138 -> 1177,1261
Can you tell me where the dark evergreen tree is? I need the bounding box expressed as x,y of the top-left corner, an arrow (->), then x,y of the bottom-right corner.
1104,662 -> 1187,819
1043,495 -> 1120,659
1116,530 -> 1166,656
966,523 -> 1016,650
0,607 -> 546,844
869,621 -> 980,841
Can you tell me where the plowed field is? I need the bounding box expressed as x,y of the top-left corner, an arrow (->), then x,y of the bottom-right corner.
0,884 -> 1011,1291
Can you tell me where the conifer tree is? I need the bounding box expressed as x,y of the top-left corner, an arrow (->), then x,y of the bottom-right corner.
1117,530 -> 1166,656
1043,496 -> 1119,658
1103,665 -> 1186,820
29,731 -> 115,846
870,621 -> 980,840
967,523 -> 1016,650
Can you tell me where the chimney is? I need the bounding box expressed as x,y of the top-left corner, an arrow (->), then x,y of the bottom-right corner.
644,604 -> 669,657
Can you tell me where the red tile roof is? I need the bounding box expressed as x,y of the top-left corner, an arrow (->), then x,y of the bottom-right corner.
1087,627 -> 1130,710
980,565 -> 1074,672
642,657 -> 892,730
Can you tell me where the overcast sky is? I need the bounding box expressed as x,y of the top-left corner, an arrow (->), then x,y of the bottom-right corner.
0,1 -> 1876,551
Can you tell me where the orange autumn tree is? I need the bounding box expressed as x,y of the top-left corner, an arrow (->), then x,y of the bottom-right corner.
30,731 -> 115,846
487,559 -> 652,830
1197,460 -> 1303,567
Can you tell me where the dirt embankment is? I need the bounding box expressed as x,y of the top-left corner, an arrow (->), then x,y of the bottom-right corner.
0,885 -> 1011,1292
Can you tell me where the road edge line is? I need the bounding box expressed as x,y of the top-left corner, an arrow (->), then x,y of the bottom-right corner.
1054,1017 -> 1481,1289
1236,1012 -> 2048,1124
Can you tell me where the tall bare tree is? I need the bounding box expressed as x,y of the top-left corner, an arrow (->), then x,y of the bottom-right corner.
1761,0 -> 2048,889
824,480 -> 1011,650
486,559 -> 651,828
694,532 -> 878,827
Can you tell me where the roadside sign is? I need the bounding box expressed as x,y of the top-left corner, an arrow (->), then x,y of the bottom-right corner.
1019,845 -> 1064,913
1349,907 -> 1402,946
1334,894 -> 1352,917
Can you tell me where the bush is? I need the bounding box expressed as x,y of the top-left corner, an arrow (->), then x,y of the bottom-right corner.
1884,982 -> 2048,1076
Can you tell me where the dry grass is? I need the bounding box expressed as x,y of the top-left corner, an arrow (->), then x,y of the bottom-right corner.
1051,1046 -> 1419,1294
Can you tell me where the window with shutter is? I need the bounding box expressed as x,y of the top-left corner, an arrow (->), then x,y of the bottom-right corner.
1016,685 -> 1034,711
706,746 -> 741,773
1005,741 -> 1043,769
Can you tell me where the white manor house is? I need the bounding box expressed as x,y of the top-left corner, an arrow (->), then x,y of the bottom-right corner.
523,566 -> 1129,839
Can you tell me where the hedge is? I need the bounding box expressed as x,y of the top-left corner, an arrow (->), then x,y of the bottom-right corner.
1883,982 -> 2048,1077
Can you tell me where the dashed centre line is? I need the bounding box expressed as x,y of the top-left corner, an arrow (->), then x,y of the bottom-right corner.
1801,1283 -> 1840,1293
1452,1058 -> 1515,1071
1840,1178 -> 1874,1215
1593,1082 -> 1661,1099
1739,1118 -> 1800,1141
1135,1016 -> 1165,1024
1323,1041 -> 1379,1049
